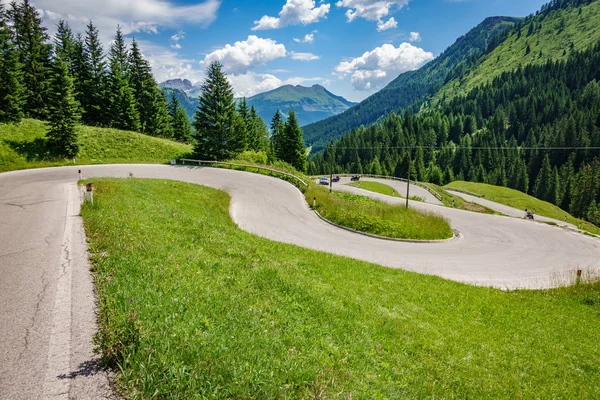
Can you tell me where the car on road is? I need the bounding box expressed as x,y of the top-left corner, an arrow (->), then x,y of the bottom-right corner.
319,177 -> 329,185
332,175 -> 340,182
350,175 -> 361,181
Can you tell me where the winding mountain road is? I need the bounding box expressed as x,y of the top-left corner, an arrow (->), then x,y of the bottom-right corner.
1,164 -> 600,398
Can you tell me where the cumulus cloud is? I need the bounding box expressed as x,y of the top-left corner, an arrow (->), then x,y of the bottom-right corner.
293,30 -> 317,43
202,35 -> 287,74
336,0 -> 409,30
335,42 -> 434,90
377,17 -> 397,31
252,0 -> 330,30
290,51 -> 320,61
409,31 -> 421,42
137,40 -> 204,84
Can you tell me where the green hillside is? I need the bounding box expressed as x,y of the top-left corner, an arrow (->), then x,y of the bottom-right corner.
302,16 -> 519,152
0,119 -> 192,172
437,0 -> 600,101
246,84 -> 356,127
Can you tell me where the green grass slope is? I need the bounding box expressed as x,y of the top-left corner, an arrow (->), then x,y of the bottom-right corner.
446,181 -> 600,234
84,178 -> 600,398
437,0 -> 600,101
0,119 -> 192,173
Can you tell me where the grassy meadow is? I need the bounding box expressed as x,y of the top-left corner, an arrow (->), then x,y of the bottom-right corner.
0,119 -> 192,172
446,180 -> 600,235
82,178 -> 600,399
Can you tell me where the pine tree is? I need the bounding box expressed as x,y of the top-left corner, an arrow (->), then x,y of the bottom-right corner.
81,21 -> 108,125
534,154 -> 553,202
271,110 -> 285,160
128,39 -> 157,133
70,34 -> 87,110
0,3 -> 23,123
46,58 -> 79,157
147,88 -> 173,138
282,110 -> 307,172
107,26 -> 140,131
235,98 -> 249,150
168,92 -> 192,142
53,20 -> 74,65
9,0 -> 51,119
193,61 -> 238,160
248,105 -> 268,152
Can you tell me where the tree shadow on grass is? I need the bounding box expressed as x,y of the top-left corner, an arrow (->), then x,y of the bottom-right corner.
4,137 -> 60,162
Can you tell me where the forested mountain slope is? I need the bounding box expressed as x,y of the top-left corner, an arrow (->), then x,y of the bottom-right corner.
302,17 -> 519,152
436,0 -> 600,102
309,39 -> 600,226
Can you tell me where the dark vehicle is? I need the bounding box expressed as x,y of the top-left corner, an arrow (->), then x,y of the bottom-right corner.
525,210 -> 534,220
350,175 -> 361,181
332,175 -> 340,182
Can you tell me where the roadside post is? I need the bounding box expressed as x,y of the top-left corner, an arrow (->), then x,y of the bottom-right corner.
406,157 -> 411,209
84,183 -> 93,205
78,169 -> 82,181
313,197 -> 316,208
330,173 -> 333,193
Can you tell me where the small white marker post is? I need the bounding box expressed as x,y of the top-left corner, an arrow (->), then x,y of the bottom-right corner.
84,183 -> 93,205
78,169 -> 82,181
313,197 -> 316,208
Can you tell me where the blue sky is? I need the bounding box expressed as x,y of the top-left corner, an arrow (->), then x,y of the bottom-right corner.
28,0 -> 548,101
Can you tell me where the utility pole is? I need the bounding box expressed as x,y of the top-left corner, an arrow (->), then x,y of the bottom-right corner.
406,157 -> 411,209
330,173 -> 333,193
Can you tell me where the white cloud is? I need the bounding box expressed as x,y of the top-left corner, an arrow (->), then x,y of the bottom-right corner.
293,30 -> 317,43
409,31 -> 421,42
202,35 -> 287,74
290,51 -> 320,61
252,0 -> 330,30
336,0 -> 409,29
335,42 -> 433,90
31,0 -> 219,47
377,17 -> 397,31
170,30 -> 185,49
136,40 -> 204,84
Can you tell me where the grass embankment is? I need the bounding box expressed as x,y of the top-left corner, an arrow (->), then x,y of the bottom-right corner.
0,119 -> 192,172
213,159 -> 448,240
446,181 -> 600,235
307,184 -> 453,240
83,178 -> 600,399
422,182 -> 497,214
348,180 -> 425,201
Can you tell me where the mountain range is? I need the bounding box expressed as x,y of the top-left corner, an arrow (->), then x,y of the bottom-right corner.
159,81 -> 356,127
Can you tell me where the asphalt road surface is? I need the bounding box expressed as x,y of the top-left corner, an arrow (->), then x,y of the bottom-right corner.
1,164 -> 600,398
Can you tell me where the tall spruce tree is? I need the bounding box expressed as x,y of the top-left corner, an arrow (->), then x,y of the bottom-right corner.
147,88 -> 173,138
193,61 -> 238,160
168,92 -> 192,142
0,3 -> 23,123
271,110 -> 285,160
128,39 -> 158,133
248,105 -> 268,152
9,0 -> 51,119
70,34 -> 87,111
108,26 -> 140,131
82,21 -> 108,125
46,58 -> 79,157
281,110 -> 307,172
53,20 -> 74,65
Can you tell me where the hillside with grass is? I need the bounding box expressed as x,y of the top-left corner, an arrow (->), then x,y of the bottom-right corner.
83,178 -> 600,398
0,119 -> 192,172
436,0 -> 600,101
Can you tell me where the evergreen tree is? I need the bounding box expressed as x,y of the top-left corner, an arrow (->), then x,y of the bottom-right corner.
107,26 -> 140,131
148,88 -> 173,138
81,21 -> 108,125
271,110 -> 285,160
70,34 -> 87,110
9,0 -> 51,119
414,147 -> 427,182
235,97 -> 249,150
282,110 -> 307,172
248,105 -> 268,152
534,154 -> 553,202
0,3 -> 23,123
128,39 -> 158,133
193,61 -> 238,160
53,20 -> 74,64
46,58 -> 79,157
168,92 -> 192,142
